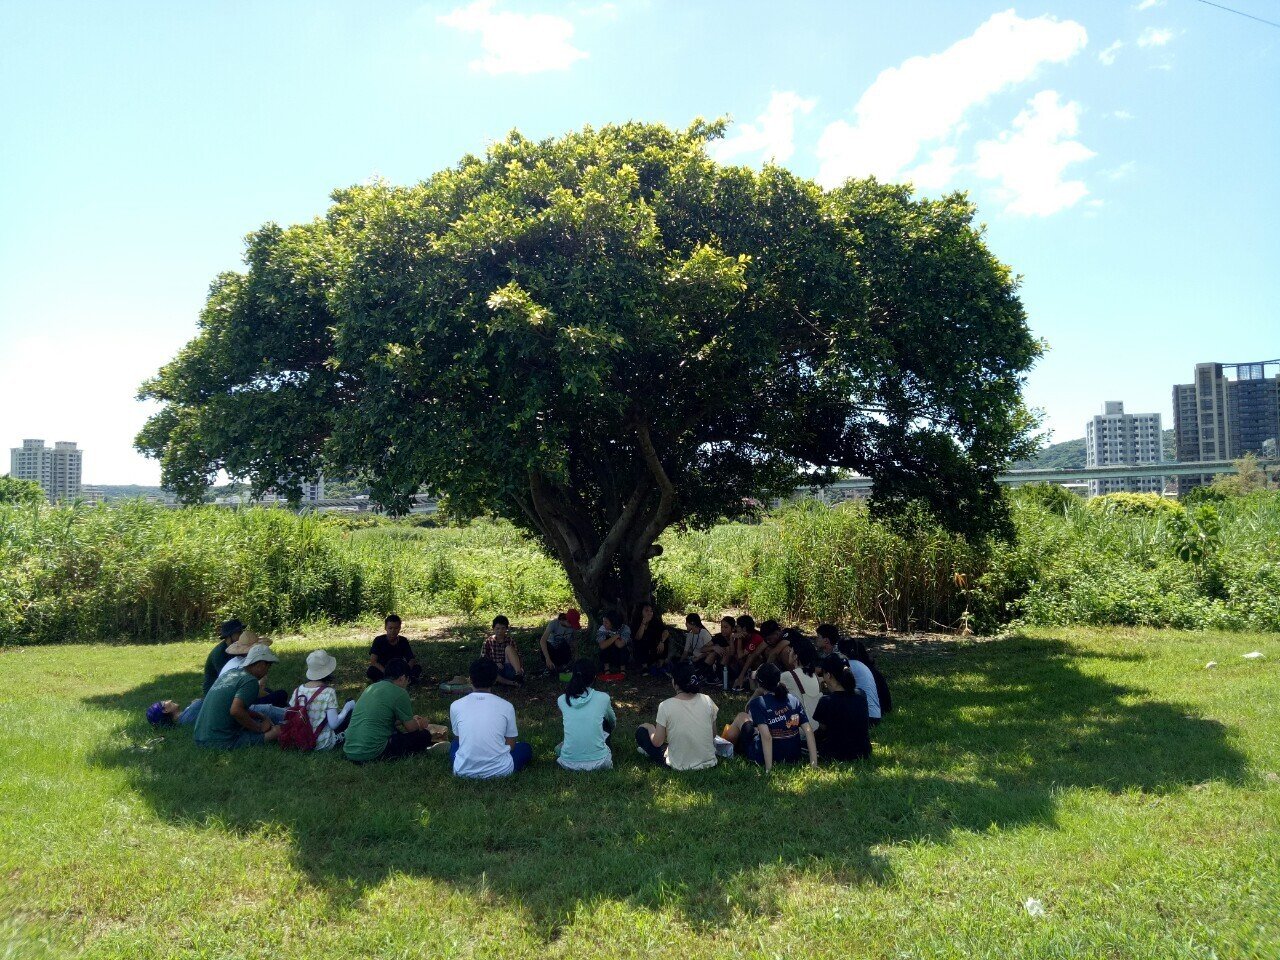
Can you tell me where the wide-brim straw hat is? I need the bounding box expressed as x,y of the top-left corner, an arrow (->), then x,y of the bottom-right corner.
241,643 -> 280,669
306,649 -> 338,681
226,629 -> 270,656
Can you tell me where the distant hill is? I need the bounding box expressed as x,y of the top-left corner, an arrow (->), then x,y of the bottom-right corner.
86,484 -> 170,500
1013,429 -> 1176,471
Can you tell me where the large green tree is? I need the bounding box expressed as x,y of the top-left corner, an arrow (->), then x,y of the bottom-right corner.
137,121 -> 1040,622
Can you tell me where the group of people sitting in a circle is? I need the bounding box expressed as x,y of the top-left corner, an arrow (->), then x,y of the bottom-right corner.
146,607 -> 890,776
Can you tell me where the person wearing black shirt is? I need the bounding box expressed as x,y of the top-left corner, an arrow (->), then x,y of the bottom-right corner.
368,614 -> 423,684
812,654 -> 872,761
202,618 -> 245,695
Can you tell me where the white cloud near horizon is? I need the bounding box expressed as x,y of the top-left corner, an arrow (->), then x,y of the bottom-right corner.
974,91 -> 1095,216
1138,27 -> 1174,48
438,0 -> 587,75
1135,0 -> 1164,11
709,91 -> 816,165
815,9 -> 1087,189
1098,39 -> 1123,65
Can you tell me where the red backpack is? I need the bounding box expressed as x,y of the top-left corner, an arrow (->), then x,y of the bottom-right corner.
278,687 -> 324,751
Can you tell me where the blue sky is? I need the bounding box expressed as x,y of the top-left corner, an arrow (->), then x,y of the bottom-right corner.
1,0 -> 1277,484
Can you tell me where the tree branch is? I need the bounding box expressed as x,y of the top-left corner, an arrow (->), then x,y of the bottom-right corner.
635,419 -> 677,549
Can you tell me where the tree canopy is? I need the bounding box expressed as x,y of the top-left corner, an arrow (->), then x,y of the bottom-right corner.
0,475 -> 45,507
137,120 -> 1040,620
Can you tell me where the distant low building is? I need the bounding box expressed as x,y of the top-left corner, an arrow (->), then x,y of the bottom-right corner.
1084,402 -> 1164,497
9,439 -> 83,502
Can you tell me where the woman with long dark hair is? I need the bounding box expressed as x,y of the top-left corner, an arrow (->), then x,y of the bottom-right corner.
555,659 -> 616,771
722,662 -> 818,771
812,654 -> 872,761
631,601 -> 671,675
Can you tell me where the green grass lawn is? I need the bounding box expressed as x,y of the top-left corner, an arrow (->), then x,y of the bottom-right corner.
1,622 -> 1277,959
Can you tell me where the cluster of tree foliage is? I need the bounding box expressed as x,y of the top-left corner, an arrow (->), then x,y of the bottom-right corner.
136,121 -> 1039,623
0,475 -> 44,506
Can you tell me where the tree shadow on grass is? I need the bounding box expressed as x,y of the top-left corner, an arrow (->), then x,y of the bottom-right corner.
82,631 -> 1247,934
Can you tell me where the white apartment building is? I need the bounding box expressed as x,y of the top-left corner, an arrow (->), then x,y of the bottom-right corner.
9,439 -> 83,502
1084,402 -> 1164,496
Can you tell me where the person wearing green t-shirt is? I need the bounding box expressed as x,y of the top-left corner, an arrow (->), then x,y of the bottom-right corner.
193,643 -> 282,749
344,659 -> 440,763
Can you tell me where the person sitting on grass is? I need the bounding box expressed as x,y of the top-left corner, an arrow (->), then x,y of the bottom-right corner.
732,619 -> 791,691
367,614 -> 423,685
631,602 -> 671,675
676,613 -> 713,663
343,658 -> 444,763
728,614 -> 764,685
146,699 -> 203,727
635,662 -> 719,770
288,650 -> 355,751
555,659 -> 616,772
595,610 -> 631,680
722,662 -> 818,772
539,609 -> 581,676
815,623 -> 884,725
812,655 -> 872,762
779,633 -> 823,729
218,630 -> 288,707
482,615 -> 525,687
449,659 -> 532,778
193,643 -> 284,749
202,618 -> 244,696
693,615 -> 737,682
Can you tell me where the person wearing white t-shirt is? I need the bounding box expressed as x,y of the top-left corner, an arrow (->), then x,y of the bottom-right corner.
847,658 -> 881,722
449,659 -> 532,778
288,650 -> 356,751
635,662 -> 719,770
678,613 -> 714,661
778,634 -> 823,731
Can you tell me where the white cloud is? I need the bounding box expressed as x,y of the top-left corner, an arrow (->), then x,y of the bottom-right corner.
1138,27 -> 1174,47
1104,160 -> 1136,180
438,0 -> 587,75
973,91 -> 1095,216
1109,109 -> 1134,120
1135,0 -> 1164,11
709,91 -> 816,165
1098,40 -> 1123,65
904,146 -> 960,190
815,9 -> 1087,189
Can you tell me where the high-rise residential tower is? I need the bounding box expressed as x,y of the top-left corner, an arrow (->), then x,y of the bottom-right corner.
1172,359 -> 1280,493
8,439 -> 83,502
1084,402 -> 1165,496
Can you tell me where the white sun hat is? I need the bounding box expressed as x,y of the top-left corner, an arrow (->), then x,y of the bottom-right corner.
306,649 -> 338,681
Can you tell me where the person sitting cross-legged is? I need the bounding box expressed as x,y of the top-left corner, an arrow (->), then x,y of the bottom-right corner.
732,619 -> 792,691
815,623 -> 885,725
635,662 -> 720,771
449,659 -> 533,779
367,614 -> 423,685
555,659 -> 616,772
722,663 -> 819,772
631,602 -> 671,676
812,655 -> 872,762
483,615 -> 525,687
193,644 -> 284,749
343,658 -> 445,763
202,618 -> 245,696
287,650 -> 356,751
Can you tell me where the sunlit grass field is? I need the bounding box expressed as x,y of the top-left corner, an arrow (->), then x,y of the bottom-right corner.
1,622 -> 1276,959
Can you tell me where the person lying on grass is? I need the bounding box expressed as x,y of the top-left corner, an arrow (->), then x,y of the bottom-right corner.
343,658 -> 445,763
815,624 -> 884,725
722,663 -> 818,772
288,650 -> 356,751
692,615 -> 737,680
449,658 -> 533,778
812,655 -> 872,762
732,619 -> 792,691
555,659 -> 616,772
367,614 -> 423,685
595,610 -> 631,680
538,609 -> 581,676
635,662 -> 719,770
193,644 -> 284,750
146,699 -> 203,727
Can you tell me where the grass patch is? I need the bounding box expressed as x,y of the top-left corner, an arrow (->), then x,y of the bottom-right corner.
2,623 -> 1278,957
